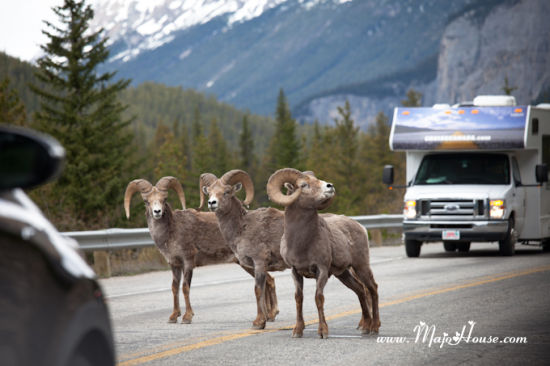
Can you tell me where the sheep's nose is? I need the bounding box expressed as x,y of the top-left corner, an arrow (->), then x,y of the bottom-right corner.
326,183 -> 334,188
208,199 -> 217,206
153,209 -> 161,215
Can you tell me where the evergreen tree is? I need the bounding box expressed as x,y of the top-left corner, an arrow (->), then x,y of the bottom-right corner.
401,89 -> 423,107
153,123 -> 186,182
502,76 -> 518,96
29,0 -> 132,229
359,111 -> 404,214
239,114 -> 255,171
267,88 -> 300,169
208,118 -> 231,176
328,101 -> 361,214
0,77 -> 27,126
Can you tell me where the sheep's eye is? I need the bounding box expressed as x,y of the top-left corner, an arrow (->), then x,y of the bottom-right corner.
300,183 -> 308,188
224,190 -> 230,196
143,200 -> 149,205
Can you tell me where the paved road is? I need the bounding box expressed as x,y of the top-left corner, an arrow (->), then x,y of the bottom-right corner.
100,242 -> 550,366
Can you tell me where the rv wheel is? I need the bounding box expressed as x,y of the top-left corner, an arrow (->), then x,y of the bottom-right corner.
499,217 -> 516,256
405,239 -> 422,257
457,242 -> 471,252
443,242 -> 457,252
542,239 -> 550,253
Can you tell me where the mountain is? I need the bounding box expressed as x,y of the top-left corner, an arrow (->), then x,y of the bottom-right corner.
91,0 -> 472,119
0,51 -> 283,153
55,0 -> 550,130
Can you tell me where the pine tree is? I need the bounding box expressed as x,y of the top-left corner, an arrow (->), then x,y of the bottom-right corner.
29,0 -> 132,229
153,123 -> 186,182
329,101 -> 361,214
267,88 -> 300,170
0,77 -> 27,126
401,89 -> 423,107
359,111 -> 405,214
239,114 -> 255,171
208,118 -> 231,176
502,76 -> 518,96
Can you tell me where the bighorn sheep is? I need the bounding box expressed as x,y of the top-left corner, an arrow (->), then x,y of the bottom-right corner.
124,176 -> 278,324
267,168 -> 380,338
199,170 -> 287,329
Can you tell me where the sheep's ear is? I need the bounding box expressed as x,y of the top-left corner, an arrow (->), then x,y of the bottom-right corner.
202,186 -> 209,194
284,182 -> 295,194
233,182 -> 242,193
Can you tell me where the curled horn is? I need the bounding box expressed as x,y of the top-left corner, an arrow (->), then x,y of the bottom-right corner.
266,168 -> 304,207
220,169 -> 255,206
199,173 -> 218,210
124,179 -> 153,219
155,176 -> 186,210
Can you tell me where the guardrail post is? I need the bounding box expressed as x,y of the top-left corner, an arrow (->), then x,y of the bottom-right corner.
370,229 -> 383,246
93,250 -> 111,277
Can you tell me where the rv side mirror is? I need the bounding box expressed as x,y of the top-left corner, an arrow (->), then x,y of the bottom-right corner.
383,165 -> 394,185
536,164 -> 548,184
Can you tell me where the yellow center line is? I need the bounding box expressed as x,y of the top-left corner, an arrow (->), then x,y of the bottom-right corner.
118,264 -> 550,366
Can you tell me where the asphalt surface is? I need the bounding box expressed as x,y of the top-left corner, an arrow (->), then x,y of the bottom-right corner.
100,242 -> 550,366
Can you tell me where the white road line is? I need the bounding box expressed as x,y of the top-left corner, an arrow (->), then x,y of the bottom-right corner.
104,256 -> 403,299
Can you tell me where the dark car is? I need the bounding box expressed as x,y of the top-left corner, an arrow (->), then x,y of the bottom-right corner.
0,125 -> 115,366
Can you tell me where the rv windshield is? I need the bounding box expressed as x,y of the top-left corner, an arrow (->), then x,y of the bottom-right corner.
414,153 -> 510,185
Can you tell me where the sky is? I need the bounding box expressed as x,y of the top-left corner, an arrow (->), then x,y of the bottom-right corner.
0,0 -> 64,62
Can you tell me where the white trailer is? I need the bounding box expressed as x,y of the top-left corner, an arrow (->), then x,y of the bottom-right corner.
383,95 -> 549,257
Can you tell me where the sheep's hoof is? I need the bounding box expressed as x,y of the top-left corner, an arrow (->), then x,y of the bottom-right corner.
252,322 -> 266,330
267,310 -> 279,322
168,313 -> 180,323
318,324 -> 329,339
362,319 -> 380,334
292,325 -> 304,338
181,312 -> 193,324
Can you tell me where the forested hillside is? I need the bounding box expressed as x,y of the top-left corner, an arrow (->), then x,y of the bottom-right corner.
1,49 -> 405,232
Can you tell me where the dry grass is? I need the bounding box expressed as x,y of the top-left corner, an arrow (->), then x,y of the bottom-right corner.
87,247 -> 169,277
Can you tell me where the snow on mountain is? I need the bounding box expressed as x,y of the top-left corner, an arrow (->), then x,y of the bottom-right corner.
90,0 -> 351,62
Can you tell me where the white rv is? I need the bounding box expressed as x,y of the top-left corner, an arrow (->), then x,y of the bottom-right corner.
383,95 -> 549,257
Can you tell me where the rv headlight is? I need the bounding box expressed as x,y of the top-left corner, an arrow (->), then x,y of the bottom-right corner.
490,199 -> 505,219
404,200 -> 417,219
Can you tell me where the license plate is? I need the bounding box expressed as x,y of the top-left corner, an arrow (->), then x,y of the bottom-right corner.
442,230 -> 460,240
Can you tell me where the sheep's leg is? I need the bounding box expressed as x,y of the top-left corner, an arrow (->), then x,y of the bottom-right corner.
265,273 -> 279,321
354,266 -> 380,333
169,265 -> 182,323
336,269 -> 371,334
242,266 -> 278,322
252,263 -> 268,329
291,267 -> 305,338
181,258 -> 195,324
315,268 -> 329,339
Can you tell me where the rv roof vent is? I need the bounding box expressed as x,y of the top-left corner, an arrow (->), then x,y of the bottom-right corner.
473,95 -> 516,107
432,103 -> 451,109
535,103 -> 550,109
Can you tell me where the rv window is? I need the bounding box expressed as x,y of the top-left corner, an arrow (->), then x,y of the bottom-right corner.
414,153 -> 510,185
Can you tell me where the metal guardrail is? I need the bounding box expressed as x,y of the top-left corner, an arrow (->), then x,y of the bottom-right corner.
64,214 -> 404,251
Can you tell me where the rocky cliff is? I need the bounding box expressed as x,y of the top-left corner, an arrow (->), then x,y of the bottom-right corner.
433,0 -> 550,105
301,0 -> 550,129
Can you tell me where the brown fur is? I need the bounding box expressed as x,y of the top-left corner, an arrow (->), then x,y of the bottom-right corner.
125,177 -> 278,324
267,168 -> 380,338
202,171 -> 287,329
